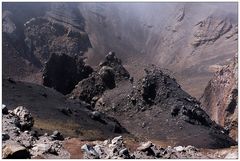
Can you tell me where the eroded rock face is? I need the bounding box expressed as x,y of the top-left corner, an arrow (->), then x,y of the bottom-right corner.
99,52 -> 130,81
200,55 -> 238,141
24,17 -> 91,64
2,3 -> 92,83
192,13 -> 233,47
70,52 -> 130,103
43,53 -> 93,94
94,65 -> 236,148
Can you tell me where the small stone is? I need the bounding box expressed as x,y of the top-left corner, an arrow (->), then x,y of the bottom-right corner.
92,96 -> 99,102
2,133 -> 10,141
81,144 -> 99,159
111,136 -> 123,145
94,145 -> 104,156
137,141 -> 153,151
32,143 -> 51,153
30,130 -> 38,138
51,131 -> 64,141
131,97 -> 137,105
185,145 -> 198,152
2,104 -> 8,115
24,130 -> 30,134
174,146 -> 184,152
90,111 -> 101,120
103,139 -> 110,145
119,148 -> 129,156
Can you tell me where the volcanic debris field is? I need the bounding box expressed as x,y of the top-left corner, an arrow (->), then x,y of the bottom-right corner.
2,2 -> 238,159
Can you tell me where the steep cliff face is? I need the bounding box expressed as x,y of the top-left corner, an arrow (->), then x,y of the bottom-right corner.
2,3 -> 92,82
80,3 -> 237,98
200,55 -> 238,141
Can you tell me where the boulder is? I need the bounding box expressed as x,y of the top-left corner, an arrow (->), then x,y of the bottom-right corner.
2,143 -> 30,159
81,144 -> 99,159
137,141 -> 153,151
111,136 -> 123,146
13,106 -> 34,130
51,131 -> 64,141
99,52 -> 130,80
174,146 -> 184,152
32,143 -> 51,153
99,66 -> 116,89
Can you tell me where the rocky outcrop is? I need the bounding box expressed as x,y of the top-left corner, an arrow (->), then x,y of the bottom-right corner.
13,106 -> 34,131
2,106 -> 70,159
99,52 -> 130,81
192,15 -> 232,47
192,13 -> 233,47
70,52 -> 130,103
24,16 -> 91,64
94,64 -> 236,148
200,55 -> 238,141
42,53 -> 93,94
2,3 -> 92,82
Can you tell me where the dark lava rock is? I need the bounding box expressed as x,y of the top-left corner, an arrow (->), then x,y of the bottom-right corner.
99,66 -> 116,89
70,52 -> 130,104
2,133 -> 10,141
59,108 -> 72,116
43,53 -> 93,95
71,74 -> 106,103
94,65 -> 237,148
99,51 -> 130,81
90,111 -> 101,120
2,104 -> 8,115
51,131 -> 64,141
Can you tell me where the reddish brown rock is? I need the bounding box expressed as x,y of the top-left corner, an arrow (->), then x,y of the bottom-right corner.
200,55 -> 238,141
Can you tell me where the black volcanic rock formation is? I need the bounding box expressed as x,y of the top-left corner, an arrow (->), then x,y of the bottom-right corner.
43,53 -> 93,95
70,52 -> 130,103
24,17 -> 92,64
93,64 -> 236,148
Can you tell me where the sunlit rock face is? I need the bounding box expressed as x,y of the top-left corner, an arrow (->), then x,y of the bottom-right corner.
200,55 -> 238,141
